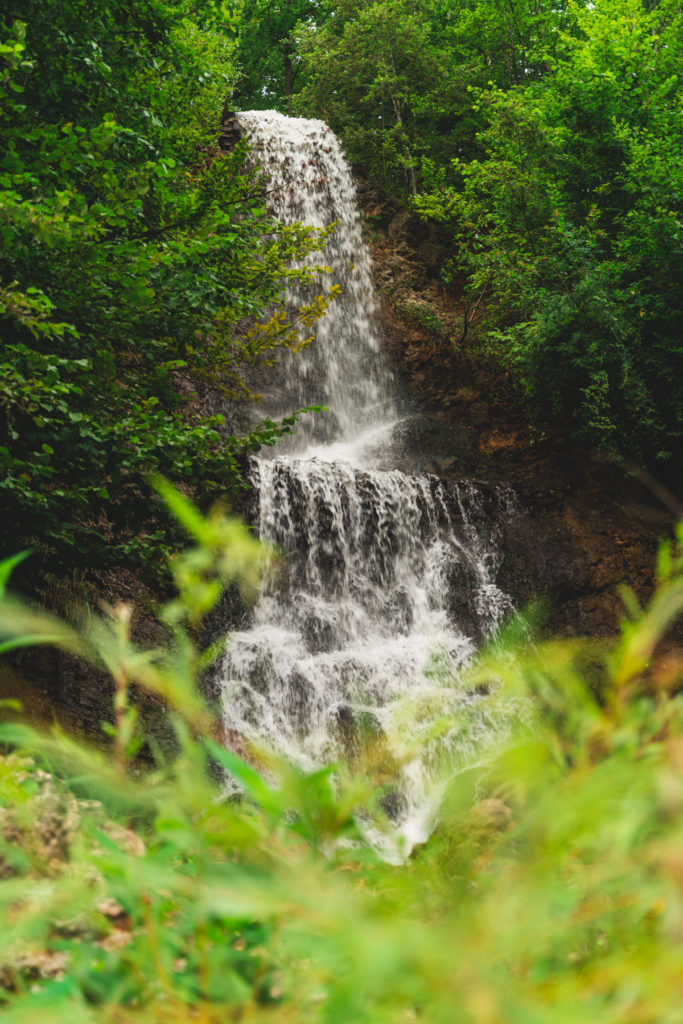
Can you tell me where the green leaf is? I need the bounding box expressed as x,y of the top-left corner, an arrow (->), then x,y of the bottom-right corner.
0,550 -> 31,596
204,739 -> 284,815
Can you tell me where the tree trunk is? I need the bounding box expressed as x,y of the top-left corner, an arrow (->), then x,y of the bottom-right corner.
283,42 -> 294,114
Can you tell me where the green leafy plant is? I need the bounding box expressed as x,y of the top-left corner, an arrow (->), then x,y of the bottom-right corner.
0,489 -> 681,1022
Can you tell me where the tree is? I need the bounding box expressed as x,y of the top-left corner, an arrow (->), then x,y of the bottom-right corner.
293,0 -> 576,195
415,0 -> 683,468
0,2 -> 331,583
232,0 -> 324,112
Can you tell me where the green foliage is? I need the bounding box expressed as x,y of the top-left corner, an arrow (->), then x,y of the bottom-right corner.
0,490 -> 682,1022
414,0 -> 682,464
231,0 -> 322,112
294,0 -> 473,195
293,0 -> 574,195
0,2 -> 333,582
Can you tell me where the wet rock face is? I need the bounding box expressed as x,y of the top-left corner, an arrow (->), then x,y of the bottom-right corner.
206,462 -> 515,644
494,471 -> 666,638
219,106 -> 244,152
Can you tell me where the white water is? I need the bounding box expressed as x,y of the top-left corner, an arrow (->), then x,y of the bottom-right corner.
239,108 -> 395,450
216,112 -> 516,858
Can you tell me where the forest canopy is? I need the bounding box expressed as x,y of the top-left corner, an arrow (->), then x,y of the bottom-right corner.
0,0 -> 681,586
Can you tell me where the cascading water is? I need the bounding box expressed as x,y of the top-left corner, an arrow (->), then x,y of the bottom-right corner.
216,111 -> 517,858
237,109 -> 395,450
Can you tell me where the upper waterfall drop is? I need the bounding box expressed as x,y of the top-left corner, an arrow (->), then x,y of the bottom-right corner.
216,112 -> 516,858
238,110 -> 398,455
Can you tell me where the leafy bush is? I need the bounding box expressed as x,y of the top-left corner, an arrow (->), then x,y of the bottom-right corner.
0,5 -> 333,581
0,488 -> 681,1022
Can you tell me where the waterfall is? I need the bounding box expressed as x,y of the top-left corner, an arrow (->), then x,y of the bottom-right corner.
216,111 -> 516,858
237,109 -> 395,450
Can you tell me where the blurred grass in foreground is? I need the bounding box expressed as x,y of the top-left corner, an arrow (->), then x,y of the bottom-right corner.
0,485 -> 681,1023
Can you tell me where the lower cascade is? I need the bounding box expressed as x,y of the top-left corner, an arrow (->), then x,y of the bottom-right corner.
216,111 -> 518,856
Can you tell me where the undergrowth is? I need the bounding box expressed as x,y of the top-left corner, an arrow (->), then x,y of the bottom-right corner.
0,486 -> 681,1022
